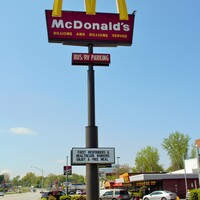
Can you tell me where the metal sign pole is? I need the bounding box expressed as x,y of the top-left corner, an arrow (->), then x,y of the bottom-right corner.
66,156 -> 69,195
86,43 -> 99,200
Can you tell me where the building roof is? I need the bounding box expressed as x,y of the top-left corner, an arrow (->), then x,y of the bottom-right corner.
129,173 -> 198,182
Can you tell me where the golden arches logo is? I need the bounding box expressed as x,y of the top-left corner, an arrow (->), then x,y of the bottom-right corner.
52,0 -> 128,20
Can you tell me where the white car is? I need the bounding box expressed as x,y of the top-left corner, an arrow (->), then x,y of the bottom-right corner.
142,190 -> 177,200
0,192 -> 4,196
76,190 -> 83,195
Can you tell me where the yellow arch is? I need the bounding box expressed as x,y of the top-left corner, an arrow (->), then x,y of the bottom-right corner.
52,0 -> 62,17
85,0 -> 96,15
52,0 -> 128,20
116,0 -> 128,20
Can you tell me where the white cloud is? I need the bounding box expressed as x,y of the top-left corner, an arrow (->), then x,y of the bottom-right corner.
0,169 -> 11,175
9,127 -> 37,136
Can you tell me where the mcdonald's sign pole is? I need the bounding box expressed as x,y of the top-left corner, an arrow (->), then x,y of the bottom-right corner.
47,1 -> 135,200
86,43 -> 99,200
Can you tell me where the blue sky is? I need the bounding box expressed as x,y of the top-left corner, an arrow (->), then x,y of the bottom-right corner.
0,0 -> 200,179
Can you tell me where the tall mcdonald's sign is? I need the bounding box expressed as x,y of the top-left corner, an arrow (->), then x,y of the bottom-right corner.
47,0 -> 135,47
45,10 -> 135,47
52,0 -> 129,20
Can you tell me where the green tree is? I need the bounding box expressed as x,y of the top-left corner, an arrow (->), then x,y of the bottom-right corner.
12,175 -> 21,187
134,146 -> 163,172
43,173 -> 85,189
35,176 -> 44,188
44,173 -> 57,189
57,175 -> 66,185
162,131 -> 190,171
190,143 -> 197,158
69,173 -> 85,184
21,172 -> 36,187
2,173 -> 10,183
0,175 -> 4,185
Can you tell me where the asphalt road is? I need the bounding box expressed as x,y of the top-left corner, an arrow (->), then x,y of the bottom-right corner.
0,192 -> 41,200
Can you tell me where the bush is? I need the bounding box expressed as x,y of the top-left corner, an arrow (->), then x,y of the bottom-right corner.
48,195 -> 57,200
59,195 -> 86,200
71,195 -> 86,200
133,192 -> 140,198
60,195 -> 71,200
138,186 -> 148,198
190,189 -> 200,200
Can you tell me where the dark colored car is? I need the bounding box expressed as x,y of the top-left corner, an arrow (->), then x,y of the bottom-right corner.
41,191 -> 66,200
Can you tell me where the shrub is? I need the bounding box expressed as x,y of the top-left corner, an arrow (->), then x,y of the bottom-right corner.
138,186 -> 148,198
48,195 -> 57,200
71,195 -> 86,200
133,192 -> 140,198
60,195 -> 71,200
190,189 -> 200,200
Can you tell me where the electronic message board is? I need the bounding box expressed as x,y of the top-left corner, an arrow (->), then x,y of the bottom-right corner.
71,148 -> 115,165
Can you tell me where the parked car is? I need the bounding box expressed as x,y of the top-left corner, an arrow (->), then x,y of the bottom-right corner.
99,189 -> 130,200
69,190 -> 76,195
100,189 -> 112,197
41,191 -> 66,200
0,191 -> 4,196
142,190 -> 177,200
76,190 -> 83,195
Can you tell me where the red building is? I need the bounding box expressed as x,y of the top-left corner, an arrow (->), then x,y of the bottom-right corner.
129,173 -> 199,198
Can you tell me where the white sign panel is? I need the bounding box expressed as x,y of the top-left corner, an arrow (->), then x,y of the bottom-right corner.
71,148 -> 115,165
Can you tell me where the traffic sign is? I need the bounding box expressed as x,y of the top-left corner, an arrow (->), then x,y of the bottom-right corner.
72,53 -> 110,66
63,166 -> 72,175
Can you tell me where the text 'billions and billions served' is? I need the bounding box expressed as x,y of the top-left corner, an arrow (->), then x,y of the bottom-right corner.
52,20 -> 130,38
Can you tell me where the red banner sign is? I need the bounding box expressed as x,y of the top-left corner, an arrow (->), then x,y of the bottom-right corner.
45,10 -> 135,47
63,166 -> 72,175
72,53 -> 110,66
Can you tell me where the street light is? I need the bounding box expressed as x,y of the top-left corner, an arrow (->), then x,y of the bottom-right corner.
117,157 -> 120,167
31,166 -> 44,190
117,157 -> 120,168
